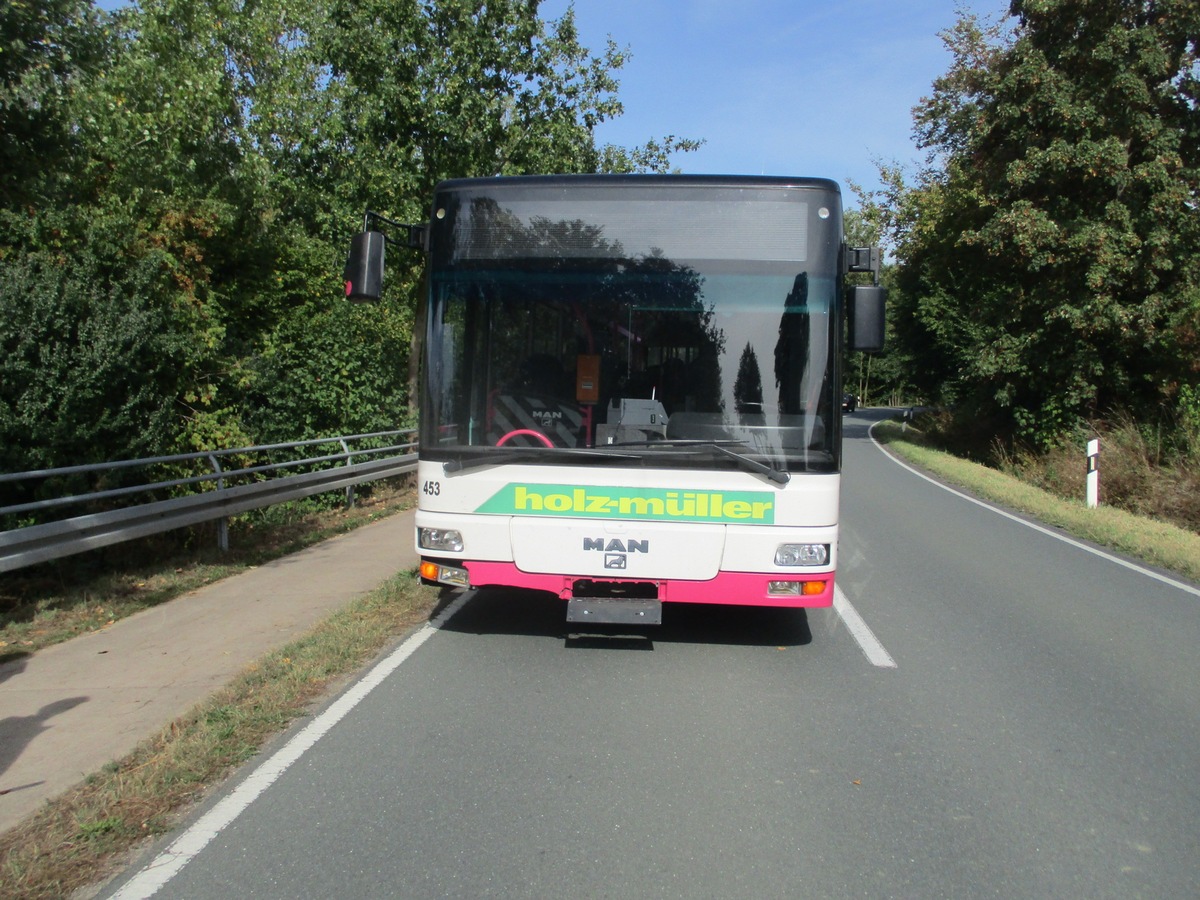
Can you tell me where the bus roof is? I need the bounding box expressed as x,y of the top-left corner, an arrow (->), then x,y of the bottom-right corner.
432,174 -> 842,195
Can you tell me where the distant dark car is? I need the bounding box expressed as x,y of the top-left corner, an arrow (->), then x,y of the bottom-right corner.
841,392 -> 858,413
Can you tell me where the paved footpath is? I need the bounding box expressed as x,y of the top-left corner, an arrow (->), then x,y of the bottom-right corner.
0,509 -> 417,836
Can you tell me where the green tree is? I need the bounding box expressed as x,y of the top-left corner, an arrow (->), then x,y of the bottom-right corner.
0,0 -> 701,477
877,1 -> 1200,447
71,0 -> 272,451
0,0 -> 105,209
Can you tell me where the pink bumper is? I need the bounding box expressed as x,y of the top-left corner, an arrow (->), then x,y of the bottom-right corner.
460,560 -> 834,608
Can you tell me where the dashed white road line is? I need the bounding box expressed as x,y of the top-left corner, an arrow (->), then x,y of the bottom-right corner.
833,585 -> 897,669
111,591 -> 473,900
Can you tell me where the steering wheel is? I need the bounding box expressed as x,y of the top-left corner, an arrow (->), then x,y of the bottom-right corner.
496,428 -> 554,448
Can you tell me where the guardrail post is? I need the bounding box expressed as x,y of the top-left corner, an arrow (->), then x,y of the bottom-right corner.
208,454 -> 229,552
340,439 -> 355,507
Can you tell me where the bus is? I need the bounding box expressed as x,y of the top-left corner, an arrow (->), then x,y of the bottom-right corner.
345,175 -> 885,625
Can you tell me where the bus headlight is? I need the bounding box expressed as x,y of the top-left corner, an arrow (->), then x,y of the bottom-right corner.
419,527 -> 464,552
774,543 -> 829,567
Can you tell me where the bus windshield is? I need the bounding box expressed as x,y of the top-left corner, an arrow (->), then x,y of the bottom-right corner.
422,178 -> 844,474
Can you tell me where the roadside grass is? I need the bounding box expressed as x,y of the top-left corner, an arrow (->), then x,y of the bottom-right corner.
0,569 -> 443,900
873,420 -> 1200,585
0,481 -> 415,661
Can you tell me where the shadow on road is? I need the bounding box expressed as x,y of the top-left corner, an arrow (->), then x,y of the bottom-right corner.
439,588 -> 812,649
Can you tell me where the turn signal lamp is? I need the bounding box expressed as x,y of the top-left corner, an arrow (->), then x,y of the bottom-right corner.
420,560 -> 469,587
774,543 -> 830,567
768,580 -> 828,597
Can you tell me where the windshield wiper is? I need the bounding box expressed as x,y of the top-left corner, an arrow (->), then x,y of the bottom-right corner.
601,439 -> 791,485
442,447 -> 641,474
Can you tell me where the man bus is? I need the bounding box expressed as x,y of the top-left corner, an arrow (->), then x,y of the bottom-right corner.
345,175 -> 884,624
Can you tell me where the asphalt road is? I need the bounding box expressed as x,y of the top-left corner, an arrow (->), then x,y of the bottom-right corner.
104,411 -> 1200,899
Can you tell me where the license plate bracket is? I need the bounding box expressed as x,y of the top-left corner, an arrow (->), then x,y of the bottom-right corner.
566,598 -> 662,626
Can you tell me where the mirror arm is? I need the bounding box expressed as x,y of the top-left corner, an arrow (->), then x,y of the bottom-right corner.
363,210 -> 427,251
846,246 -> 882,285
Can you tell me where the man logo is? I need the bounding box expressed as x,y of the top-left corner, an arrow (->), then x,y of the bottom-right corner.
583,537 -> 649,553
586,537 -> 646,570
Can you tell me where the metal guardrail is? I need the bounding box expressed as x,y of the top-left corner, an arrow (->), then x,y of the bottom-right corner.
0,430 -> 419,574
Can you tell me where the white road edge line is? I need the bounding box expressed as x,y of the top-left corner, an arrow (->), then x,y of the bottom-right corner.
833,585 -> 897,669
869,421 -> 1200,600
111,591 -> 474,900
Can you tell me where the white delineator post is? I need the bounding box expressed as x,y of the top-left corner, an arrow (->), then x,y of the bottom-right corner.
1086,438 -> 1100,508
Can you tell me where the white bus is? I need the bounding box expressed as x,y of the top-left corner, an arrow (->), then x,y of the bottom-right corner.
346,175 -> 884,624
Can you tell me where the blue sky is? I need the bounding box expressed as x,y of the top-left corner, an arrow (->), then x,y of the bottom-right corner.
542,0 -> 1010,203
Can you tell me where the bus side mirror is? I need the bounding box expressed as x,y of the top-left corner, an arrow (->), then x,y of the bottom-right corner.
344,231 -> 386,301
849,285 -> 886,352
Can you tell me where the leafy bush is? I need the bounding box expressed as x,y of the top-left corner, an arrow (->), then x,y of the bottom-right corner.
0,245 -> 194,474
243,299 -> 416,444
